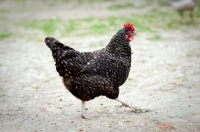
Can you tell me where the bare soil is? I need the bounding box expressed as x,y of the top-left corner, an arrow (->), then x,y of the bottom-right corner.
0,1 -> 200,132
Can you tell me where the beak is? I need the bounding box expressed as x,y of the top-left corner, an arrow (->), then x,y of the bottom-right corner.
133,32 -> 136,36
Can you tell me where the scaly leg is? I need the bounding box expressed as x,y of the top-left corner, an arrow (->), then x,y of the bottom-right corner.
179,12 -> 184,24
115,98 -> 137,109
190,9 -> 194,22
81,101 -> 99,119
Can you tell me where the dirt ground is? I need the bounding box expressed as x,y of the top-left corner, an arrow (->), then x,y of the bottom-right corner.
0,0 -> 200,132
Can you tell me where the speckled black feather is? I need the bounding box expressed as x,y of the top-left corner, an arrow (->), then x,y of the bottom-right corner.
45,28 -> 132,101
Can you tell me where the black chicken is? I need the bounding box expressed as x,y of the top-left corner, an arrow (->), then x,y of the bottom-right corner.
45,23 -> 136,119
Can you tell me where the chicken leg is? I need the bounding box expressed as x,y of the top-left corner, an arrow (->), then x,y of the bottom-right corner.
115,98 -> 137,109
189,8 -> 194,22
179,11 -> 184,24
81,101 -> 99,119
81,98 -> 137,119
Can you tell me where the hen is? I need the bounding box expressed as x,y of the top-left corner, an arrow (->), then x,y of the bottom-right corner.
44,23 -> 136,119
163,0 -> 198,23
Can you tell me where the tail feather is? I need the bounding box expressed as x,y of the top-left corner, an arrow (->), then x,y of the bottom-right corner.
45,36 -> 80,77
45,37 -> 71,77
45,37 -> 59,49
45,37 -> 73,51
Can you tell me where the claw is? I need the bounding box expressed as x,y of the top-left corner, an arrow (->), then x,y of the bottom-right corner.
81,114 -> 99,119
115,98 -> 138,109
119,103 -> 137,109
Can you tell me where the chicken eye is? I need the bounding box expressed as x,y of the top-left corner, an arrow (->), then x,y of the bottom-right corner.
126,30 -> 134,36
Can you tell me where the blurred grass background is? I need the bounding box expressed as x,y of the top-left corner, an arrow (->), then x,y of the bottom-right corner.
0,0 -> 200,41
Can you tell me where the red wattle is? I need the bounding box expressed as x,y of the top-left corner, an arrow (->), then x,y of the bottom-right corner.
126,35 -> 134,42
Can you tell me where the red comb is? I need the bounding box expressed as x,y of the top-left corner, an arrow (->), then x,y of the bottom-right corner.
124,23 -> 135,32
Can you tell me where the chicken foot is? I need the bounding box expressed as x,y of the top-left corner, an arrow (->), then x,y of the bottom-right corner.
81,101 -> 99,119
115,98 -> 137,109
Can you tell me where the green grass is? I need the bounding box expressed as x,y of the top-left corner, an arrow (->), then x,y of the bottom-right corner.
0,0 -> 199,44
20,14 -> 155,37
61,0 -> 71,2
0,9 -> 11,13
77,0 -> 94,3
0,94 -> 6,98
0,32 -> 12,41
148,35 -> 162,40
17,3 -> 199,38
19,11 -> 169,37
57,106 -> 63,109
194,2 -> 200,18
108,2 -> 135,10
21,18 -> 62,35
44,79 -> 50,82
148,5 -> 200,28
76,0 -> 111,3
90,23 -> 108,35
157,0 -> 166,6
